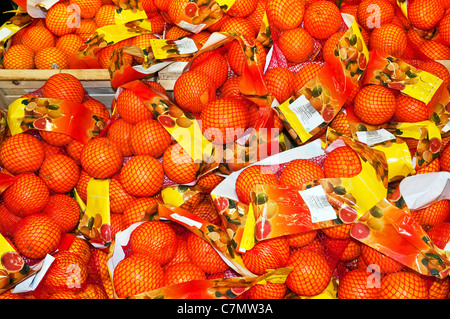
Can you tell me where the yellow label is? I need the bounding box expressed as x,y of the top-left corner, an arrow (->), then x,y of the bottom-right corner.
275,100 -> 314,144
402,71 -> 443,105
373,141 -> 415,182
161,186 -> 186,207
6,98 -> 26,136
216,0 -> 237,11
96,19 -> 153,46
397,0 -> 408,19
114,8 -> 148,25
0,234 -> 21,272
395,120 -> 442,140
150,38 -> 199,60
239,202 -> 256,252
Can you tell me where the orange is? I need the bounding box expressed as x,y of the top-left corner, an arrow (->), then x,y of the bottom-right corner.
45,2 -> 76,36
13,213 -> 61,260
130,220 -> 178,265
340,238 -> 361,261
246,0 -> 267,33
42,250 -> 88,290
247,282 -> 287,299
154,0 -> 171,11
353,84 -> 396,125
340,4 -> 358,18
3,173 -> 49,217
129,119 -> 172,158
39,131 -> 73,147
86,246 -> 114,298
0,133 -> 44,175
278,27 -> 315,63
164,261 -> 207,286
228,0 -> 258,18
429,276 -> 450,299
109,175 -> 136,214
264,66 -> 295,103
162,143 -> 197,185
189,31 -> 211,46
226,39 -> 266,76
69,0 -> 102,19
166,0 -> 190,24
0,202 -> 22,238
110,213 -> 124,239
141,0 -> 158,13
39,154 -> 80,194
165,233 -> 190,268
75,18 -> 98,42
394,93 -> 432,123
285,249 -> 331,296
200,97 -> 250,144
427,222 -> 450,250
35,47 -> 69,69
67,236 -> 91,265
55,34 -> 84,56
360,244 -> 404,274
235,165 -> 279,205
337,269 -> 380,299
74,170 -> 92,204
21,26 -> 55,54
416,158 -> 440,174
379,271 -> 428,299
42,73 -> 86,104
144,80 -> 169,97
220,17 -> 257,39
186,232 -> 229,274
147,11 -> 166,35
191,198 -> 221,225
322,223 -> 353,240
196,172 -> 224,194
106,119 -> 134,157
266,0 -> 305,30
329,111 -> 352,137
286,230 -> 318,249
418,60 -> 450,89
77,283 -> 108,299
408,0 -> 444,31
94,4 -> 116,28
441,144 -> 450,171
207,13 -> 231,32
120,155 -> 164,197
65,139 -> 84,166
410,200 -> 450,230
9,26 -> 28,46
82,99 -> 111,123
165,25 -> 193,40
2,45 -> 35,69
242,237 -> 290,275
190,51 -> 229,89
173,70 -> 217,115
357,0 -> 394,31
439,14 -> 450,46
369,23 -> 407,58
280,159 -> 325,189
122,197 -> 161,229
303,1 -> 342,40
113,254 -> 164,298
80,137 -> 123,179
419,40 -> 450,60
293,62 -> 324,93
220,76 -> 243,99
323,146 -> 362,178
322,31 -> 346,62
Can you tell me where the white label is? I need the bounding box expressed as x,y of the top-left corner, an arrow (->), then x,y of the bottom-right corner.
356,128 -> 396,146
442,121 -> 450,133
444,241 -> 450,253
177,20 -> 206,34
288,95 -> 324,133
0,27 -> 14,42
299,186 -> 337,223
174,37 -> 198,55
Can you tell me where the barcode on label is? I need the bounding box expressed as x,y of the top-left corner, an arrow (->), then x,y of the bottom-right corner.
174,37 -> 198,55
299,186 -> 337,223
356,129 -> 395,145
288,95 -> 324,133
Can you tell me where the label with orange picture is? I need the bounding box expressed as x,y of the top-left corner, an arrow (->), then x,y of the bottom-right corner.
430,87 -> 450,138
150,37 -> 203,60
7,96 -> 106,144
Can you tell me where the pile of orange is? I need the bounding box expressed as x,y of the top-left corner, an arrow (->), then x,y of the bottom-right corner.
1,0 -> 450,301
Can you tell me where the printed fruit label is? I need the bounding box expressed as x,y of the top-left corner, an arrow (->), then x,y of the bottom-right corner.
150,37 -> 201,60
0,234 -> 31,294
0,12 -> 32,52
430,87 -> 450,137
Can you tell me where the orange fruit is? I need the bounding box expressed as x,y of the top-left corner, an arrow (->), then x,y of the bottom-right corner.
322,31 -> 346,62
190,51 -> 229,90
247,282 -> 287,299
173,70 -> 217,115
3,173 -> 50,217
226,39 -> 266,76
303,1 -> 342,40
357,0 -> 394,31
67,236 -> 91,265
266,0 -> 305,30
69,0 -> 102,19
110,212 -> 124,239
164,261 -> 207,286
189,31 -> 211,46
77,283 -> 108,299
208,13 -> 231,32
322,223 -> 353,240
246,0 -> 267,33
379,271 -> 428,299
292,62 -> 324,93
35,47 -> 69,69
416,158 -> 440,174
75,18 -> 98,42
394,93 -> 432,123
360,244 -> 404,274
228,0 -> 258,18
280,159 -> 325,189
340,238 -> 361,261
109,175 -> 136,214
120,155 -> 164,197
45,2 -> 76,36
41,193 -> 80,234
21,26 -> 55,53
2,45 -> 35,69
406,28 -> 426,49
285,249 -> 331,296
39,154 -> 80,194
83,99 -> 110,123
94,4 -> 116,28
278,27 -> 315,63
165,232 -> 190,268
39,131 -> 73,147
220,17 -> 257,39
106,119 -> 134,157
242,237 -> 290,275
42,73 -> 86,104
113,254 -> 164,298
65,139 -> 84,166
286,230 -> 318,249
147,11 -> 166,35
323,146 -> 362,178
186,232 -> 229,274
162,143 -> 197,185
165,25 -> 193,40
55,34 -> 84,56
408,0 -> 444,31
427,222 -> 450,250
141,0 -> 158,13
410,200 -> 450,230
337,269 -> 380,299
0,202 -> 22,237
122,197 -> 161,229
340,4 -> 358,18
369,23 -> 407,58
0,133 -> 44,175
13,213 -> 61,260
353,84 -> 396,125
129,119 -> 172,158
74,170 -> 92,204
196,172 -> 225,194
429,276 -> 450,299
439,14 -> 450,46
0,291 -> 25,299
154,0 -> 171,11
235,165 -> 279,205
191,198 -> 221,225
130,220 -> 178,265
200,97 -> 250,144
329,111 -> 352,137
80,137 -> 123,179
264,67 -> 295,103
418,60 -> 450,89
42,250 -> 88,290
419,40 -> 450,60
441,145 -> 450,171
9,26 -> 28,46
144,80 -> 169,97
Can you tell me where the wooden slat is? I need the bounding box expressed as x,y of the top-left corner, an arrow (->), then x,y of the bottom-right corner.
0,69 -> 110,81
